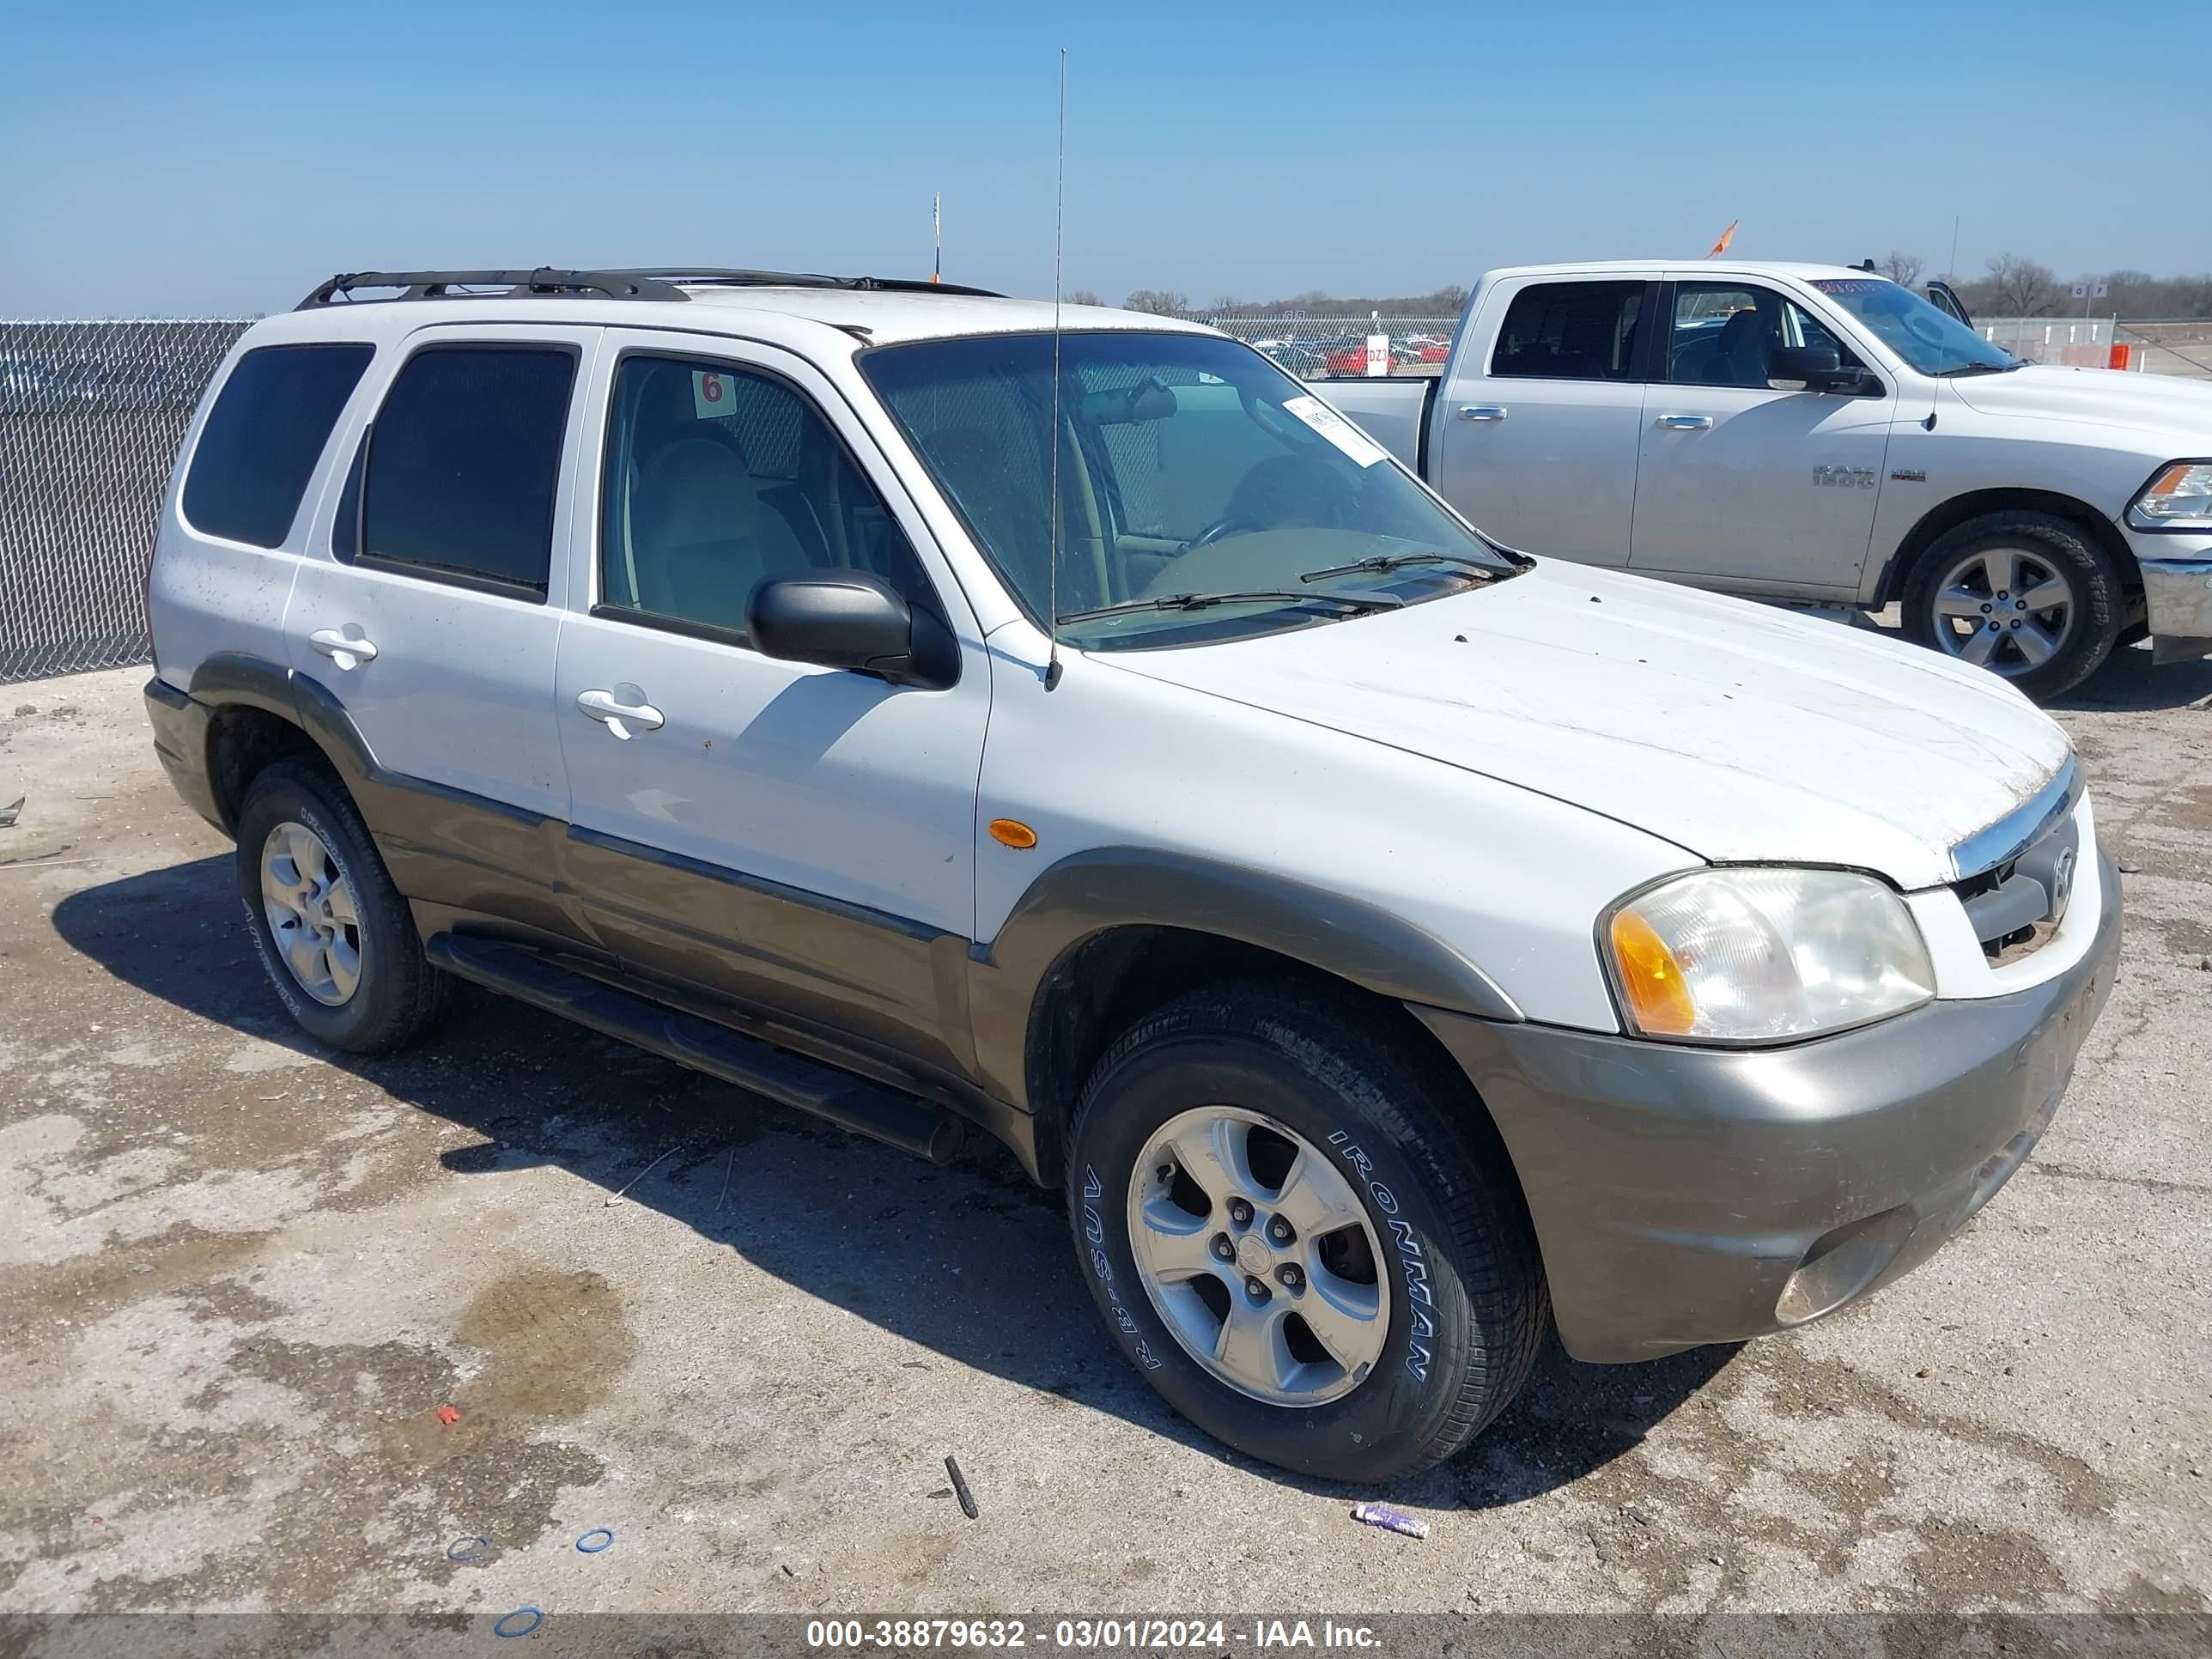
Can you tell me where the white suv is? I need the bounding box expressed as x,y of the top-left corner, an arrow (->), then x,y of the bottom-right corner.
145,267 -> 2120,1483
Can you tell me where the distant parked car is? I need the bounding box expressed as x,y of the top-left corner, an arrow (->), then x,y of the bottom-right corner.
1251,340 -> 1325,378
1320,337 -> 1375,374
0,358 -> 43,407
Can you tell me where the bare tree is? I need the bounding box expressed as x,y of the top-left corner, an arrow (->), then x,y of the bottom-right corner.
1877,251 -> 1924,287
1986,252 -> 2058,317
1210,293 -> 1242,313
1065,289 -> 1103,307
1123,289 -> 1190,315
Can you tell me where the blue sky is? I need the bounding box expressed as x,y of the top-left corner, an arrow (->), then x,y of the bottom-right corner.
2,0 -> 2202,317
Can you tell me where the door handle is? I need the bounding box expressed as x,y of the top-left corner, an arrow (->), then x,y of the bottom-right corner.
1654,414 -> 1714,430
1457,404 -> 1509,422
575,686 -> 665,740
307,627 -> 378,669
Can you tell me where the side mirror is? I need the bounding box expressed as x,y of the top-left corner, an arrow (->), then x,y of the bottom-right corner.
1768,347 -> 1882,397
747,570 -> 957,690
1767,345 -> 1840,391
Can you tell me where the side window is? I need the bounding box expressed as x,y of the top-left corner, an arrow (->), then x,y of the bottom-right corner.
183,343 -> 373,547
1666,285 -> 1865,389
599,356 -> 939,641
1782,299 -> 1862,368
1487,282 -> 1645,381
359,345 -> 576,596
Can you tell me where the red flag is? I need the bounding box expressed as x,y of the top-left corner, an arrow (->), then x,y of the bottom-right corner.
1707,221 -> 1739,258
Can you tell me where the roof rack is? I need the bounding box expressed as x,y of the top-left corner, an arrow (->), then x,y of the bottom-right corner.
298,267 -> 1006,309
610,268 -> 1005,298
298,269 -> 690,308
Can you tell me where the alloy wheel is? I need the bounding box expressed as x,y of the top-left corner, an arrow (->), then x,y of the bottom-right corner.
1126,1105 -> 1389,1407
1928,545 -> 2076,676
258,820 -> 362,1006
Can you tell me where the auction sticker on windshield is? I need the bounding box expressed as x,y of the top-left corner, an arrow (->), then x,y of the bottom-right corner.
1283,394 -> 1389,468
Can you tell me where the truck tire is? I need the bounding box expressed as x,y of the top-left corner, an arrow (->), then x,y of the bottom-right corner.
1066,981 -> 1547,1483
1902,511 -> 2123,702
234,755 -> 449,1054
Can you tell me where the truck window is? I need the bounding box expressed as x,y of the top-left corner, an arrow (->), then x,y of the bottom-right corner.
1487,283 -> 1645,381
597,355 -> 940,642
1809,278 -> 2014,375
1666,284 -> 1863,389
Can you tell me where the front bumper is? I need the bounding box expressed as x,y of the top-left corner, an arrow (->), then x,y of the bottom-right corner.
2138,555 -> 2212,665
1414,852 -> 2123,1363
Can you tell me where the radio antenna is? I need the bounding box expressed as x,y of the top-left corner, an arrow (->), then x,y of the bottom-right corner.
1044,46 -> 1067,690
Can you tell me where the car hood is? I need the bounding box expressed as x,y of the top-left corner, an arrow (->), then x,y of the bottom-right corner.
1097,562 -> 2071,890
1946,362 -> 2212,441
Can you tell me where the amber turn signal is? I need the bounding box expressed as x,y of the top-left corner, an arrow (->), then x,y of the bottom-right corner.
1608,908 -> 1696,1036
988,817 -> 1038,849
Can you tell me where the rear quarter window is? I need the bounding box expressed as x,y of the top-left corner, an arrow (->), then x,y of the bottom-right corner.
181,343 -> 374,547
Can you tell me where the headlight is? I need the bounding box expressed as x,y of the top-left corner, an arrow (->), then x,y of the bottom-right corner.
2128,460 -> 2212,532
1603,868 -> 1935,1043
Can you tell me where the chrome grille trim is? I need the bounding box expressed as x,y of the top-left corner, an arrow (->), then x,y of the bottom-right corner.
1947,756 -> 2082,884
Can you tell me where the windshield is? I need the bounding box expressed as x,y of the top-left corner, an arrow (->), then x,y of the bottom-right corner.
1808,277 -> 2019,376
860,330 -> 1514,649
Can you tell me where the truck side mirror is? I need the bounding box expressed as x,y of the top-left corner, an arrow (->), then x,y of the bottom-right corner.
1768,347 -> 1882,398
748,571 -> 958,690
1767,345 -> 1840,391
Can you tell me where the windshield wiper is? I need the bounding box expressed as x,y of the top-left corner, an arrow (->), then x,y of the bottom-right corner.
1056,588 -> 1401,625
1299,550 -> 1505,584
1934,361 -> 2020,377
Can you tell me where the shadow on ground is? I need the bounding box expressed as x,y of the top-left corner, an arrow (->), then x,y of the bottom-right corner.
2055,640 -> 2212,713
50,853 -> 1735,1503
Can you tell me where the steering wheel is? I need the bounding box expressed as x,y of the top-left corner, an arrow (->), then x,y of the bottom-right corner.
1184,515 -> 1262,553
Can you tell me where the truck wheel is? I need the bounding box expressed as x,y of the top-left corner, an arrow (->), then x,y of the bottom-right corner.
234,755 -> 449,1054
1066,981 -> 1547,1483
1902,511 -> 2123,702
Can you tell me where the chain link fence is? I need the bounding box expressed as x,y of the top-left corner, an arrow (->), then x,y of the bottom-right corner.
1,319 -> 250,684
1193,316 -> 1462,379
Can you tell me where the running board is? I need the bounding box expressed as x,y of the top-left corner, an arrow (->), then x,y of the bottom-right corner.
425,933 -> 963,1163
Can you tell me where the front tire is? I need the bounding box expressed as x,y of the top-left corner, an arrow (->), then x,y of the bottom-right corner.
234,755 -> 448,1054
1902,511 -> 2123,702
1066,982 -> 1547,1483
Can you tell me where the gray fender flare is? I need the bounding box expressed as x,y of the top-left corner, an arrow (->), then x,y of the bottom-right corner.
965,847 -> 1522,1111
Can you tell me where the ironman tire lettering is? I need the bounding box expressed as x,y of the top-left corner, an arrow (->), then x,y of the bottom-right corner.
1329,1130 -> 1434,1383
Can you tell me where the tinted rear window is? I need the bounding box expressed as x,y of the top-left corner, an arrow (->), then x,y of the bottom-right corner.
361,346 -> 576,595
182,343 -> 374,547
1488,282 -> 1646,381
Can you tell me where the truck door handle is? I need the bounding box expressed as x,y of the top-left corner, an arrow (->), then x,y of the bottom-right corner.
307,627 -> 378,669
575,687 -> 665,739
1457,404 -> 1509,422
1654,414 -> 1714,430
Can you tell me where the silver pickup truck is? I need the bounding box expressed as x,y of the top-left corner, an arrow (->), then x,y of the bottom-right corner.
1316,260 -> 2212,702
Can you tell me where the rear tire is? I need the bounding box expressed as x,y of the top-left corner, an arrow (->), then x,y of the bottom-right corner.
234,755 -> 448,1054
1902,510 -> 2123,702
1066,981 -> 1547,1483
